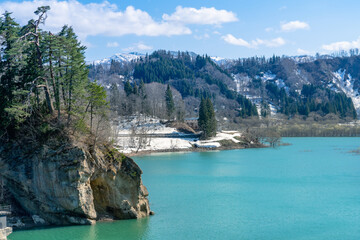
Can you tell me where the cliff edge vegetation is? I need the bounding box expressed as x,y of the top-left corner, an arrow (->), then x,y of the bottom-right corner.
0,115 -> 150,227
0,6 -> 151,228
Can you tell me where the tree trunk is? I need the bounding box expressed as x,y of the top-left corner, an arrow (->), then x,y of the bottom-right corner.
35,86 -> 40,107
43,85 -> 54,114
67,74 -> 73,125
90,104 -> 93,133
55,51 -> 66,108
48,33 -> 60,119
34,29 -> 54,114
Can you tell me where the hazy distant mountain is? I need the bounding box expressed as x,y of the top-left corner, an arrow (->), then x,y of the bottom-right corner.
90,52 -> 145,65
91,51 -> 200,66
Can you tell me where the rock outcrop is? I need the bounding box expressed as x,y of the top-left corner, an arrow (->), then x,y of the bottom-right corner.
0,135 -> 150,226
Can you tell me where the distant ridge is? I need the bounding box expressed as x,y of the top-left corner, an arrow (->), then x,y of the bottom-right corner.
91,51 -> 211,66
89,49 -> 345,67
90,52 -> 145,65
90,51 -> 255,66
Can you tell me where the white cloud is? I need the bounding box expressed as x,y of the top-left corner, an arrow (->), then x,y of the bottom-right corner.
279,6 -> 287,11
0,0 -> 193,41
107,42 -> 119,47
162,6 -> 238,25
222,34 -> 286,48
123,42 -> 153,52
194,33 -> 210,40
222,34 -> 251,47
297,48 -> 310,55
322,37 -> 360,51
265,27 -> 274,32
281,21 -> 309,32
253,37 -> 286,47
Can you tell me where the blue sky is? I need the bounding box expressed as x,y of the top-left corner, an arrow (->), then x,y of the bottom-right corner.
1,0 -> 359,61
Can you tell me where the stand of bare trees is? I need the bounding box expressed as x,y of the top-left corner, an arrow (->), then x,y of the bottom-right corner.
111,115 -> 153,153
109,82 -> 185,121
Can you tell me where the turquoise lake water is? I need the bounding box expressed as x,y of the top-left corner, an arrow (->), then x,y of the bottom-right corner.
9,138 -> 360,240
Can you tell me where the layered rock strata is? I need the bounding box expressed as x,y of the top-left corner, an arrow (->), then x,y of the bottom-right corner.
0,138 -> 150,226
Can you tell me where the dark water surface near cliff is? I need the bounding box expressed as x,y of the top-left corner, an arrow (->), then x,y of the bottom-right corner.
9,138 -> 360,240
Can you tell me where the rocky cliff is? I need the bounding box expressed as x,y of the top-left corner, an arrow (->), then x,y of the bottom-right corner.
0,134 -> 150,226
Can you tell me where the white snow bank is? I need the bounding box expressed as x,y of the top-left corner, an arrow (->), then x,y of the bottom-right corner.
194,142 -> 221,148
116,137 -> 193,154
113,116 -> 244,153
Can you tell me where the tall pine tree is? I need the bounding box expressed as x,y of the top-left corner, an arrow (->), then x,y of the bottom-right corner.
165,84 -> 175,120
59,25 -> 88,124
0,11 -> 30,133
0,8 -> 108,140
124,80 -> 133,96
198,97 -> 216,139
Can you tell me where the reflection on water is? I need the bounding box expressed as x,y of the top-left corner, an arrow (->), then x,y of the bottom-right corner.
81,224 -> 97,240
9,218 -> 150,240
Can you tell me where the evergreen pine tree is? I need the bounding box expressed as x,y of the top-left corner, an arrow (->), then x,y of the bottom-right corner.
24,6 -> 54,114
165,84 -> 175,120
133,83 -> 138,95
109,83 -> 120,113
124,80 -> 133,96
86,81 -> 108,133
198,98 -> 207,137
59,25 -> 88,124
198,97 -> 216,139
0,7 -> 110,140
0,11 -> 30,132
205,97 -> 216,137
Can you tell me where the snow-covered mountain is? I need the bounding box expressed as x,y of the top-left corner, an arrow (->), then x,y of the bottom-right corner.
92,51 -> 214,66
91,51 -> 201,66
89,52 -> 145,65
210,56 -> 233,65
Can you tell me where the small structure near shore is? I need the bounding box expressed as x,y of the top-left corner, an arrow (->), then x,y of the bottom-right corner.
0,206 -> 12,240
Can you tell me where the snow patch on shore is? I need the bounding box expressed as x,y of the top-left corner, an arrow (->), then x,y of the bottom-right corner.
113,116 -> 244,154
116,137 -> 194,154
114,116 -> 178,135
116,131 -> 242,154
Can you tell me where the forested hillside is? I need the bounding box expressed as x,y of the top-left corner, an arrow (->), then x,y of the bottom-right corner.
228,54 -> 359,120
90,49 -> 359,126
89,50 -> 258,124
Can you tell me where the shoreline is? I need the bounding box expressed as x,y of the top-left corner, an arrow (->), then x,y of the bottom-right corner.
116,129 -> 267,157
127,143 -> 266,157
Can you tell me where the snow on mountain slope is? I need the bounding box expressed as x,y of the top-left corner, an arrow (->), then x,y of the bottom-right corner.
232,74 -> 252,93
91,51 -> 202,66
294,69 -> 310,86
332,69 -> 360,115
90,50 -> 236,67
289,55 -> 316,63
210,56 -> 233,65
261,72 -> 276,81
91,52 -> 145,65
210,56 -> 225,62
260,71 -> 289,93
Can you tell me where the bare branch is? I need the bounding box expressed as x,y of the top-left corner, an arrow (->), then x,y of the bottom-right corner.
18,32 -> 37,41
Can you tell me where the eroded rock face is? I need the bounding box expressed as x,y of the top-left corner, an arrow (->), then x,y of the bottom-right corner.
0,138 -> 150,226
